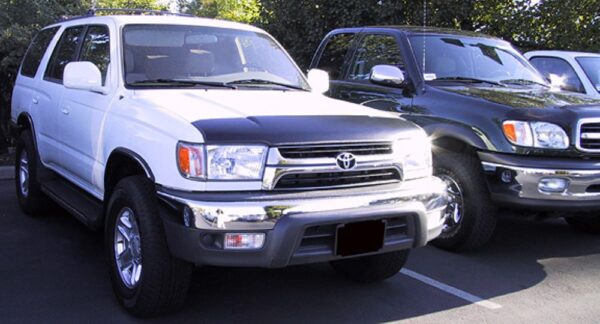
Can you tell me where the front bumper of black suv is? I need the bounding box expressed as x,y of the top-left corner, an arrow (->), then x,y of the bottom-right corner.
156,177 -> 448,268
480,151 -> 600,210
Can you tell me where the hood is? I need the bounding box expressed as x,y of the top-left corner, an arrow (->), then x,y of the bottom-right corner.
438,86 -> 600,109
132,89 -> 419,145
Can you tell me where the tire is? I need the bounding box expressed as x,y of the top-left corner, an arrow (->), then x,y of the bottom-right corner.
431,150 -> 497,251
105,175 -> 192,317
15,130 -> 51,215
330,250 -> 409,283
565,214 -> 600,234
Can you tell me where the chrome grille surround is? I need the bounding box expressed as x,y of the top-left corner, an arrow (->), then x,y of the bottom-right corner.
577,118 -> 600,152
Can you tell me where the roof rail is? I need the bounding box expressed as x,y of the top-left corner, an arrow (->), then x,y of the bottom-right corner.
58,8 -> 194,22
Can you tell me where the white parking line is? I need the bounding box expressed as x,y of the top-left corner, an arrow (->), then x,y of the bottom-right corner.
400,268 -> 503,310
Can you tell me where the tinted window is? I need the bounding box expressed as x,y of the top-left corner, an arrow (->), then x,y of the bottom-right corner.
348,34 -> 403,81
316,33 -> 355,80
530,57 -> 584,93
45,26 -> 84,82
576,57 -> 600,94
80,26 -> 110,85
20,27 -> 59,78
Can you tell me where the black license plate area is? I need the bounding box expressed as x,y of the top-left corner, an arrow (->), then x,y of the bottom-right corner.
336,220 -> 385,256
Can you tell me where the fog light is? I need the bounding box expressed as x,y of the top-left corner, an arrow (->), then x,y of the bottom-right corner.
224,233 -> 265,250
500,170 -> 513,183
183,206 -> 195,227
538,178 -> 568,193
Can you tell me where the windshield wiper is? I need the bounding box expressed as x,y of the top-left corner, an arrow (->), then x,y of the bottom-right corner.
432,77 -> 505,86
128,79 -> 236,89
226,79 -> 308,91
499,79 -> 550,87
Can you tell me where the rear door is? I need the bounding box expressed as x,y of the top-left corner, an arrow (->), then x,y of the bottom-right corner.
58,24 -> 115,196
334,32 -> 413,113
38,25 -> 86,168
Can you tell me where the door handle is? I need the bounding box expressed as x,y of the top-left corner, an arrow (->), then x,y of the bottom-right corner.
61,108 -> 70,115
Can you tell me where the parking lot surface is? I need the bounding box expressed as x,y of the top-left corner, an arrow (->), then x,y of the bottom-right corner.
1,178 -> 600,323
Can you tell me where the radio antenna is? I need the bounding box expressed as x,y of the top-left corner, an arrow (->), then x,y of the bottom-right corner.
422,0 -> 427,92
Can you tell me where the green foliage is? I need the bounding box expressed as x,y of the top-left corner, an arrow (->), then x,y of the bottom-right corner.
178,0 -> 261,23
93,0 -> 167,10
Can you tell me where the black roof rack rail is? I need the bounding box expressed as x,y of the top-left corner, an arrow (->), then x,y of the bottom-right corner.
58,8 -> 194,22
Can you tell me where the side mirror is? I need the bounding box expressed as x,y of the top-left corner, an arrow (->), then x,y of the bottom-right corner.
307,69 -> 330,93
64,62 -> 107,94
370,65 -> 405,87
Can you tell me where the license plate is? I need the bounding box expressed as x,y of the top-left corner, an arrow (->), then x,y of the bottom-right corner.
336,220 -> 385,256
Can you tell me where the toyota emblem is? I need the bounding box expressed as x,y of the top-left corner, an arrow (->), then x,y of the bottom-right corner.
336,152 -> 357,170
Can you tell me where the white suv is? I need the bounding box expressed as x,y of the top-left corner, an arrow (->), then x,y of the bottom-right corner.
10,11 -> 447,316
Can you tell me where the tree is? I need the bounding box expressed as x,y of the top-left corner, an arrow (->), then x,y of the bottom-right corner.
178,0 -> 261,23
92,0 -> 167,10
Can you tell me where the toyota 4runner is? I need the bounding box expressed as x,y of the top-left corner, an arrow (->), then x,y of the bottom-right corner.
10,12 -> 447,316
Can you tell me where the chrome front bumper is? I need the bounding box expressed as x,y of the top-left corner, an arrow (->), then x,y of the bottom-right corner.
158,176 -> 448,243
483,162 -> 600,201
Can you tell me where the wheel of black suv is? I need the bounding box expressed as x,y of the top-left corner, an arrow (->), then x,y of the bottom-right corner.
15,130 -> 51,215
330,250 -> 410,283
431,151 -> 497,251
565,214 -> 600,234
105,175 -> 192,317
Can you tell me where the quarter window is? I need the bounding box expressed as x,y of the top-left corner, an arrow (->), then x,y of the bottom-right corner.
316,33 -> 355,80
20,27 -> 60,78
44,26 -> 84,82
80,26 -> 110,85
530,57 -> 585,93
348,34 -> 404,81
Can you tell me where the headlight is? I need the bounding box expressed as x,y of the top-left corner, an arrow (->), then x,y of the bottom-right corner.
206,145 -> 267,180
503,121 -> 569,149
394,133 -> 433,180
177,143 -> 267,180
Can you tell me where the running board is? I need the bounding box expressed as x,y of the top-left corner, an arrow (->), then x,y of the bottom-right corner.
41,179 -> 103,230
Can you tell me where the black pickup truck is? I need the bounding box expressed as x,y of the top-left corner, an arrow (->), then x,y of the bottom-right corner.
311,26 -> 600,251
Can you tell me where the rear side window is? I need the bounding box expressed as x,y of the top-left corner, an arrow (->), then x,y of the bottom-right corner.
79,25 -> 110,85
348,34 -> 403,81
316,33 -> 355,80
530,56 -> 585,93
44,26 -> 84,82
20,27 -> 60,78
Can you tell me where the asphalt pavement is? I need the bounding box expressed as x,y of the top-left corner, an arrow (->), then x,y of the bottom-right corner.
1,177 -> 600,323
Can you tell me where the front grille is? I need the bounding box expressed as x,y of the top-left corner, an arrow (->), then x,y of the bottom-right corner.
278,143 -> 393,159
292,216 -> 410,260
274,168 -> 401,190
579,122 -> 600,151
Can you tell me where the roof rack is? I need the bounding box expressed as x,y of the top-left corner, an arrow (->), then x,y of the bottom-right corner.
59,8 -> 194,22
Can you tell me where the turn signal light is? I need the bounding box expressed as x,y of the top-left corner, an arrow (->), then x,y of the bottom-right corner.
177,142 -> 205,179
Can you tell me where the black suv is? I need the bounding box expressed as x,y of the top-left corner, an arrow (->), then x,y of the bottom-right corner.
311,26 -> 600,251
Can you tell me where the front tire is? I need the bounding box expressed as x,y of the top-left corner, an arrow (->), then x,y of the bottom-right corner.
105,176 -> 192,317
330,250 -> 409,283
15,131 -> 51,215
432,150 -> 497,251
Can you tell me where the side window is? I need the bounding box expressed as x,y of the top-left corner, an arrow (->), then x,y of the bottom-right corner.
348,34 -> 404,81
44,26 -> 84,83
21,27 -> 60,78
80,25 -> 110,85
316,33 -> 355,80
530,57 -> 585,93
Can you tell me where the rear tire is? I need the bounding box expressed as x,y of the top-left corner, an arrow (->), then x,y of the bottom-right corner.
15,130 -> 51,215
330,250 -> 409,283
431,150 -> 497,251
565,214 -> 600,234
105,175 -> 192,317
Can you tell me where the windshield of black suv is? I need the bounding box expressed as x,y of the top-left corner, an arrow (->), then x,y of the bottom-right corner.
122,24 -> 309,90
576,57 -> 600,93
409,35 -> 547,87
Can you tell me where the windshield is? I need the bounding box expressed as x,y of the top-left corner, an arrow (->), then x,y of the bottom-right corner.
576,57 -> 600,94
409,35 -> 547,86
122,24 -> 309,90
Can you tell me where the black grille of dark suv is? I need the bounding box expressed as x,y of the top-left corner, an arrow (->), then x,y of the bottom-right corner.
274,168 -> 401,190
278,143 -> 393,159
579,122 -> 600,150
